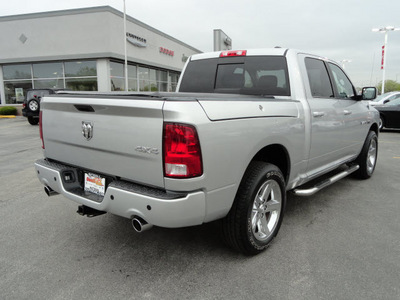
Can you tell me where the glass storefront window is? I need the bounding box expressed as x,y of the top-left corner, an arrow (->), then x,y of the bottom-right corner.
4,80 -> 33,104
2,60 -> 99,104
128,65 -> 137,79
149,69 -> 156,82
110,62 -> 124,77
139,67 -> 149,91
159,82 -> 168,92
3,64 -> 31,80
65,61 -> 96,77
128,79 -> 137,91
108,62 -> 180,93
169,72 -> 180,92
33,79 -> 64,89
139,67 -> 149,80
111,77 -> 125,91
157,70 -> 168,82
157,70 -> 168,92
33,62 -> 63,78
66,78 -> 97,91
110,61 -> 125,91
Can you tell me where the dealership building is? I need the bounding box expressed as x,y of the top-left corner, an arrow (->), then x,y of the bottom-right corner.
0,6 -> 202,105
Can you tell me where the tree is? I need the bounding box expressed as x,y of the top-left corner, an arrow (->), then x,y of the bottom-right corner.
376,80 -> 400,94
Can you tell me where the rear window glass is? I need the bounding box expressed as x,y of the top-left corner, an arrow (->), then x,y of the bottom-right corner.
179,56 -> 290,96
26,90 -> 52,100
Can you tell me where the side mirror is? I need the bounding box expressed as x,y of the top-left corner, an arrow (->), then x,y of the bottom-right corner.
362,87 -> 377,100
383,100 -> 389,104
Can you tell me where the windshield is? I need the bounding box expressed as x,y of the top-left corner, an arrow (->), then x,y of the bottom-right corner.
179,56 -> 290,96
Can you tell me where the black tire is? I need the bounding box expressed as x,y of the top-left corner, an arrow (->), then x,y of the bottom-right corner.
27,116 -> 39,125
28,99 -> 39,112
354,131 -> 378,179
222,162 -> 286,255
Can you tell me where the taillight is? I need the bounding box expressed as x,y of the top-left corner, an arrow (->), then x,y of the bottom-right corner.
39,111 -> 44,149
163,123 -> 203,178
220,50 -> 247,57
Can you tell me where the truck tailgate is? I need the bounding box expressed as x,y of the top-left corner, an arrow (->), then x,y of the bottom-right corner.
41,96 -> 165,188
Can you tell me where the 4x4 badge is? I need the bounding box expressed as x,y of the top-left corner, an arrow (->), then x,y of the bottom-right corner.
82,121 -> 93,140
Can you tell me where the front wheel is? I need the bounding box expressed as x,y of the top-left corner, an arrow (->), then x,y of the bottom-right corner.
354,131 -> 378,179
222,162 -> 286,255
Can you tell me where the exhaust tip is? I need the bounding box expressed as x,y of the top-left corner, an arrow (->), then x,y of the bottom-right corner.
44,186 -> 58,197
132,217 -> 153,233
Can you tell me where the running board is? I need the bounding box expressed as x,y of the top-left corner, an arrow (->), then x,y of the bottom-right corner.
292,165 -> 360,196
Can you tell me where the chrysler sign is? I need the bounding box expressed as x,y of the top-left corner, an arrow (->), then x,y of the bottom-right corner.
126,32 -> 147,48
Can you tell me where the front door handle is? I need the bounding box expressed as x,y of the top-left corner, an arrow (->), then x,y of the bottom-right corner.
343,110 -> 352,115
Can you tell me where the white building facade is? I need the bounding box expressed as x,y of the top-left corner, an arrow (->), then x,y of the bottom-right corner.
0,6 -> 201,105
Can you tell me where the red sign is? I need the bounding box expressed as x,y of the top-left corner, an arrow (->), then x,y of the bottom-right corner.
160,47 -> 174,56
381,45 -> 385,70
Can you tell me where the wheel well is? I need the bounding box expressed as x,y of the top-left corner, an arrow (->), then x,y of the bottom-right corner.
370,122 -> 379,135
252,144 -> 290,183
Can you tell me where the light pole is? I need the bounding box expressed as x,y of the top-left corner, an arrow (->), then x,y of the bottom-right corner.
372,26 -> 400,94
340,59 -> 352,70
123,0 -> 129,91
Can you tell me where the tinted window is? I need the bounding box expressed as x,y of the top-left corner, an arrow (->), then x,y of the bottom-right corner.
179,56 -> 290,96
64,61 -> 97,77
305,58 -> 334,98
386,98 -> 400,106
33,62 -> 63,78
179,58 -> 217,93
328,63 -> 355,99
3,64 -> 31,80
26,90 -> 52,100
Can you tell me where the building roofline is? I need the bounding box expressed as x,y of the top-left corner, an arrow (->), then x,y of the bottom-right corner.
0,6 -> 202,54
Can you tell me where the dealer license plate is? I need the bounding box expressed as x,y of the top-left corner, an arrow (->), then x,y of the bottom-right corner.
84,173 -> 106,196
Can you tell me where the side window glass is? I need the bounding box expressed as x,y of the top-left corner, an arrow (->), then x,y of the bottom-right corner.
386,98 -> 400,106
305,58 -> 334,98
328,63 -> 355,99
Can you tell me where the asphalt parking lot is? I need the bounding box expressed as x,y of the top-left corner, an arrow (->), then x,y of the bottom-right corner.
1,117 -> 399,300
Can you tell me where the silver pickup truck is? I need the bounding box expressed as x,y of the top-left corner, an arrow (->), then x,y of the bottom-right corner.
35,48 -> 379,255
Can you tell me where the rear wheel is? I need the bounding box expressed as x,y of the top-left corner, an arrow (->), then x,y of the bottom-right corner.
222,162 -> 286,255
27,116 -> 39,125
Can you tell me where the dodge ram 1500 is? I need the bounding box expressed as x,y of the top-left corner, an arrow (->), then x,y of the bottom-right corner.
35,48 -> 379,255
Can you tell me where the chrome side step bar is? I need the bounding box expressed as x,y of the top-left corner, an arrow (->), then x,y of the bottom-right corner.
292,165 -> 360,197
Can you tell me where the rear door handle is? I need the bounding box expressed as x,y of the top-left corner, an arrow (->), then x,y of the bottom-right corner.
313,111 -> 326,118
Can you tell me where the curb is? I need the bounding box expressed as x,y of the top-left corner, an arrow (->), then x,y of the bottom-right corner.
0,115 -> 17,119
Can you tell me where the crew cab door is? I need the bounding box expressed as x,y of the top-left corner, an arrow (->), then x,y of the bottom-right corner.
326,62 -> 368,156
301,56 -> 348,177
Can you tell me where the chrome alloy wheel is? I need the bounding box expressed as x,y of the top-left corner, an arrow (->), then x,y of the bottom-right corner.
251,179 -> 282,242
367,138 -> 377,174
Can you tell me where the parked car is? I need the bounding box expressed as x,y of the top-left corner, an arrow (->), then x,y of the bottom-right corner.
369,91 -> 400,106
375,98 -> 400,130
22,89 -> 58,125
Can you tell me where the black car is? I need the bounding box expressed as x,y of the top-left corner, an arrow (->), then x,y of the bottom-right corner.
22,89 -> 58,125
375,98 -> 400,130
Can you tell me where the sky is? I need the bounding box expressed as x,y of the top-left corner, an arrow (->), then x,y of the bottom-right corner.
1,0 -> 400,88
